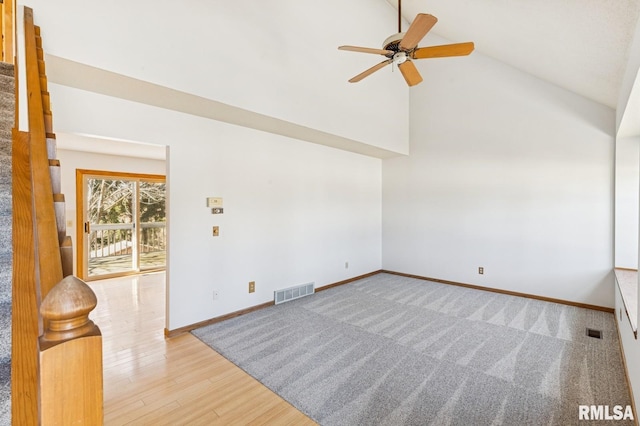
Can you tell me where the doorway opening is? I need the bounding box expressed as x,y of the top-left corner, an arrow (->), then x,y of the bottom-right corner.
76,169 -> 166,280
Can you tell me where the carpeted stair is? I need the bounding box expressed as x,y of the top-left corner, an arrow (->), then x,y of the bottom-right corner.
0,60 -> 14,426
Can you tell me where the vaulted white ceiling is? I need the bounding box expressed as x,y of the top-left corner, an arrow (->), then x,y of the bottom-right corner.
30,0 -> 640,160
386,0 -> 640,109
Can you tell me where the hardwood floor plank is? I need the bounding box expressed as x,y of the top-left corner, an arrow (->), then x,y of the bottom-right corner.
245,401 -> 292,426
161,403 -> 221,426
90,273 -> 315,425
122,400 -> 195,426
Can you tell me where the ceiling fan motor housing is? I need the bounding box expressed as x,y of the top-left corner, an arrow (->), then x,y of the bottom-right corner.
383,32 -> 406,52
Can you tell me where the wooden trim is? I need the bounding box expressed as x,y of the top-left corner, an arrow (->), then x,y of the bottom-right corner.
165,301 -> 275,338
614,313 -> 639,426
381,270 -> 615,313
24,6 -> 62,297
615,267 -> 639,272
75,168 -> 83,278
76,168 -> 165,182
165,271 -> 383,337
84,267 -> 165,282
13,50 -> 17,129
166,268 -> 616,338
75,169 -> 166,280
2,0 -> 14,64
11,130 -> 39,425
315,270 -> 383,292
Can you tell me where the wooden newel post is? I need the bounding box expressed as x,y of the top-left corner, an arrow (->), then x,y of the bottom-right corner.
38,275 -> 104,425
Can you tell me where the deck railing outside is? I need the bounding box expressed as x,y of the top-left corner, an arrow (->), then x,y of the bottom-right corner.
89,222 -> 166,258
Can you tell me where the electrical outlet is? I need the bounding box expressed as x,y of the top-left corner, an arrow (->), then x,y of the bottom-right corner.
212,290 -> 219,300
478,267 -> 484,275
249,281 -> 255,293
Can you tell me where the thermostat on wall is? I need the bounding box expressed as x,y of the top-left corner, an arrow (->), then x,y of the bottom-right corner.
207,197 -> 223,208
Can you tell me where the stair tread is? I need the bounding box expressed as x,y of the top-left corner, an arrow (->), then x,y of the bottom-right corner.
0,200 -> 10,216
0,253 -> 11,270
0,61 -> 14,77
0,155 -> 10,178
0,143 -> 11,155
0,74 -> 14,88
0,215 -> 10,257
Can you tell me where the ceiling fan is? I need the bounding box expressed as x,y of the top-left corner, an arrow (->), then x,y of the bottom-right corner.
338,0 -> 474,86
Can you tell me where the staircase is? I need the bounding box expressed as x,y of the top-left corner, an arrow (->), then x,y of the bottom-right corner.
0,60 -> 14,426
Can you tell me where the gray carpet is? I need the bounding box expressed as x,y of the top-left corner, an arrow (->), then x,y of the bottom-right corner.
0,60 -> 14,426
193,273 -> 633,425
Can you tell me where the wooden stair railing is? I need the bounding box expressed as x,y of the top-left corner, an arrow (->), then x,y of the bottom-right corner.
12,7 -> 104,425
1,0 -> 15,64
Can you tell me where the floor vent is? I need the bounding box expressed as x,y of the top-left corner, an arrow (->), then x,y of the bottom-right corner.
586,328 -> 602,339
274,282 -> 315,305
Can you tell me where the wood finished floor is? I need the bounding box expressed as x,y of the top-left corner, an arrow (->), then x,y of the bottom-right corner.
89,272 -> 315,425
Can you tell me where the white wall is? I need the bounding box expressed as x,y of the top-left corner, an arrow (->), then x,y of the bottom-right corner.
48,84 -> 382,330
19,0 -> 409,154
56,146 -> 166,275
25,0 -> 621,326
168,125 -> 381,329
617,13 -> 640,134
615,137 -> 640,269
615,12 -> 640,415
382,38 -> 615,308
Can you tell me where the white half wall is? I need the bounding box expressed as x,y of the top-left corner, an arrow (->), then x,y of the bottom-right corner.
616,284 -> 640,414
48,84 -> 382,330
382,42 -> 615,307
615,137 -> 640,269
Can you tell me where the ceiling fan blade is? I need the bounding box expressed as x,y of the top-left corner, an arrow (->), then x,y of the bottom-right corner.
412,42 -> 475,59
339,45 -> 394,56
348,59 -> 393,83
399,13 -> 437,51
398,60 -> 423,86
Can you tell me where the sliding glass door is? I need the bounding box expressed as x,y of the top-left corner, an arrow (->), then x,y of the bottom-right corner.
77,170 -> 166,280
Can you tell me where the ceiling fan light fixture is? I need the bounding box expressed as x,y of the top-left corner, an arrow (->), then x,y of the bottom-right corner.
392,51 -> 408,65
